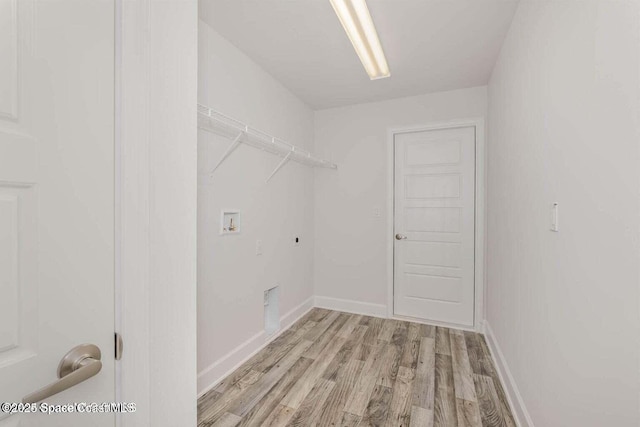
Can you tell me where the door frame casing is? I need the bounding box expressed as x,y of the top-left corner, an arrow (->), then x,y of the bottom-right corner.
386,118 -> 486,331
115,0 -> 198,425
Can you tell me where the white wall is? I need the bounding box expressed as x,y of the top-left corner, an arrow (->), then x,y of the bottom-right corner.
313,87 -> 487,314
486,2 -> 640,426
119,0 -> 198,425
197,22 -> 316,395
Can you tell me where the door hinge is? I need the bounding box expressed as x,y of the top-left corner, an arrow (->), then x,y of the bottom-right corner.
115,332 -> 123,361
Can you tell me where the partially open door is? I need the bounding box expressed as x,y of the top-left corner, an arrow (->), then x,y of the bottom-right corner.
0,1 -> 116,425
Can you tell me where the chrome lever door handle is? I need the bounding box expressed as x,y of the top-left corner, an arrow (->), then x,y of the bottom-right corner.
22,344 -> 102,404
395,233 -> 407,240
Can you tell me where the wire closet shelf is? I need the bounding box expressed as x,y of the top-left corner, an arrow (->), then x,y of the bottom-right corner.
198,104 -> 337,180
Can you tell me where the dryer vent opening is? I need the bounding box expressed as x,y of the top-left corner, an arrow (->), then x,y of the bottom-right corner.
264,286 -> 280,336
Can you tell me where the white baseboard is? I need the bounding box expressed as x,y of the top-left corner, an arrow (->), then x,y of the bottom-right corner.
314,296 -> 387,318
197,296 -> 314,398
483,321 -> 535,427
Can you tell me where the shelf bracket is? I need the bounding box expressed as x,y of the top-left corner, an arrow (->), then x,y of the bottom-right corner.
266,149 -> 293,183
210,131 -> 244,175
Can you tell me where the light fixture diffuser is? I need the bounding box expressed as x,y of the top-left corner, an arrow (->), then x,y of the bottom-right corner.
329,0 -> 390,80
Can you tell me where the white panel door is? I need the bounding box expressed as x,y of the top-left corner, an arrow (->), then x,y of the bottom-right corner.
0,1 -> 115,426
394,126 -> 475,326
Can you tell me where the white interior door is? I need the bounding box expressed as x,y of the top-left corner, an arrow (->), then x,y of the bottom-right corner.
0,1 -> 115,425
393,126 -> 475,327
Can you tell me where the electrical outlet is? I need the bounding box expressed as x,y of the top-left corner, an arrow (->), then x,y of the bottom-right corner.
373,207 -> 381,218
256,239 -> 263,255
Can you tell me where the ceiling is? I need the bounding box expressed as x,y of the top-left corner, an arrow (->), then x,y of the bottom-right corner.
200,0 -> 519,110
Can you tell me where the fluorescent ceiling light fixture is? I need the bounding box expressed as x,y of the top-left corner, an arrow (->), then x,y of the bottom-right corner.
329,0 -> 390,80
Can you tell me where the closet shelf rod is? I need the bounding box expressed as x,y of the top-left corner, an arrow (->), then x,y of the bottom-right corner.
197,103 -> 338,173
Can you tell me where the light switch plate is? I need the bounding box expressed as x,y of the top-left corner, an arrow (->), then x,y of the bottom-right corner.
551,202 -> 559,232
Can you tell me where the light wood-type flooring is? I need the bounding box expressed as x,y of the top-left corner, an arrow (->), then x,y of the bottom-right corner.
197,309 -> 516,427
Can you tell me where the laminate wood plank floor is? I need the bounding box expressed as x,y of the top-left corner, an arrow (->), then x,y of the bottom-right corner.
198,309 -> 516,427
